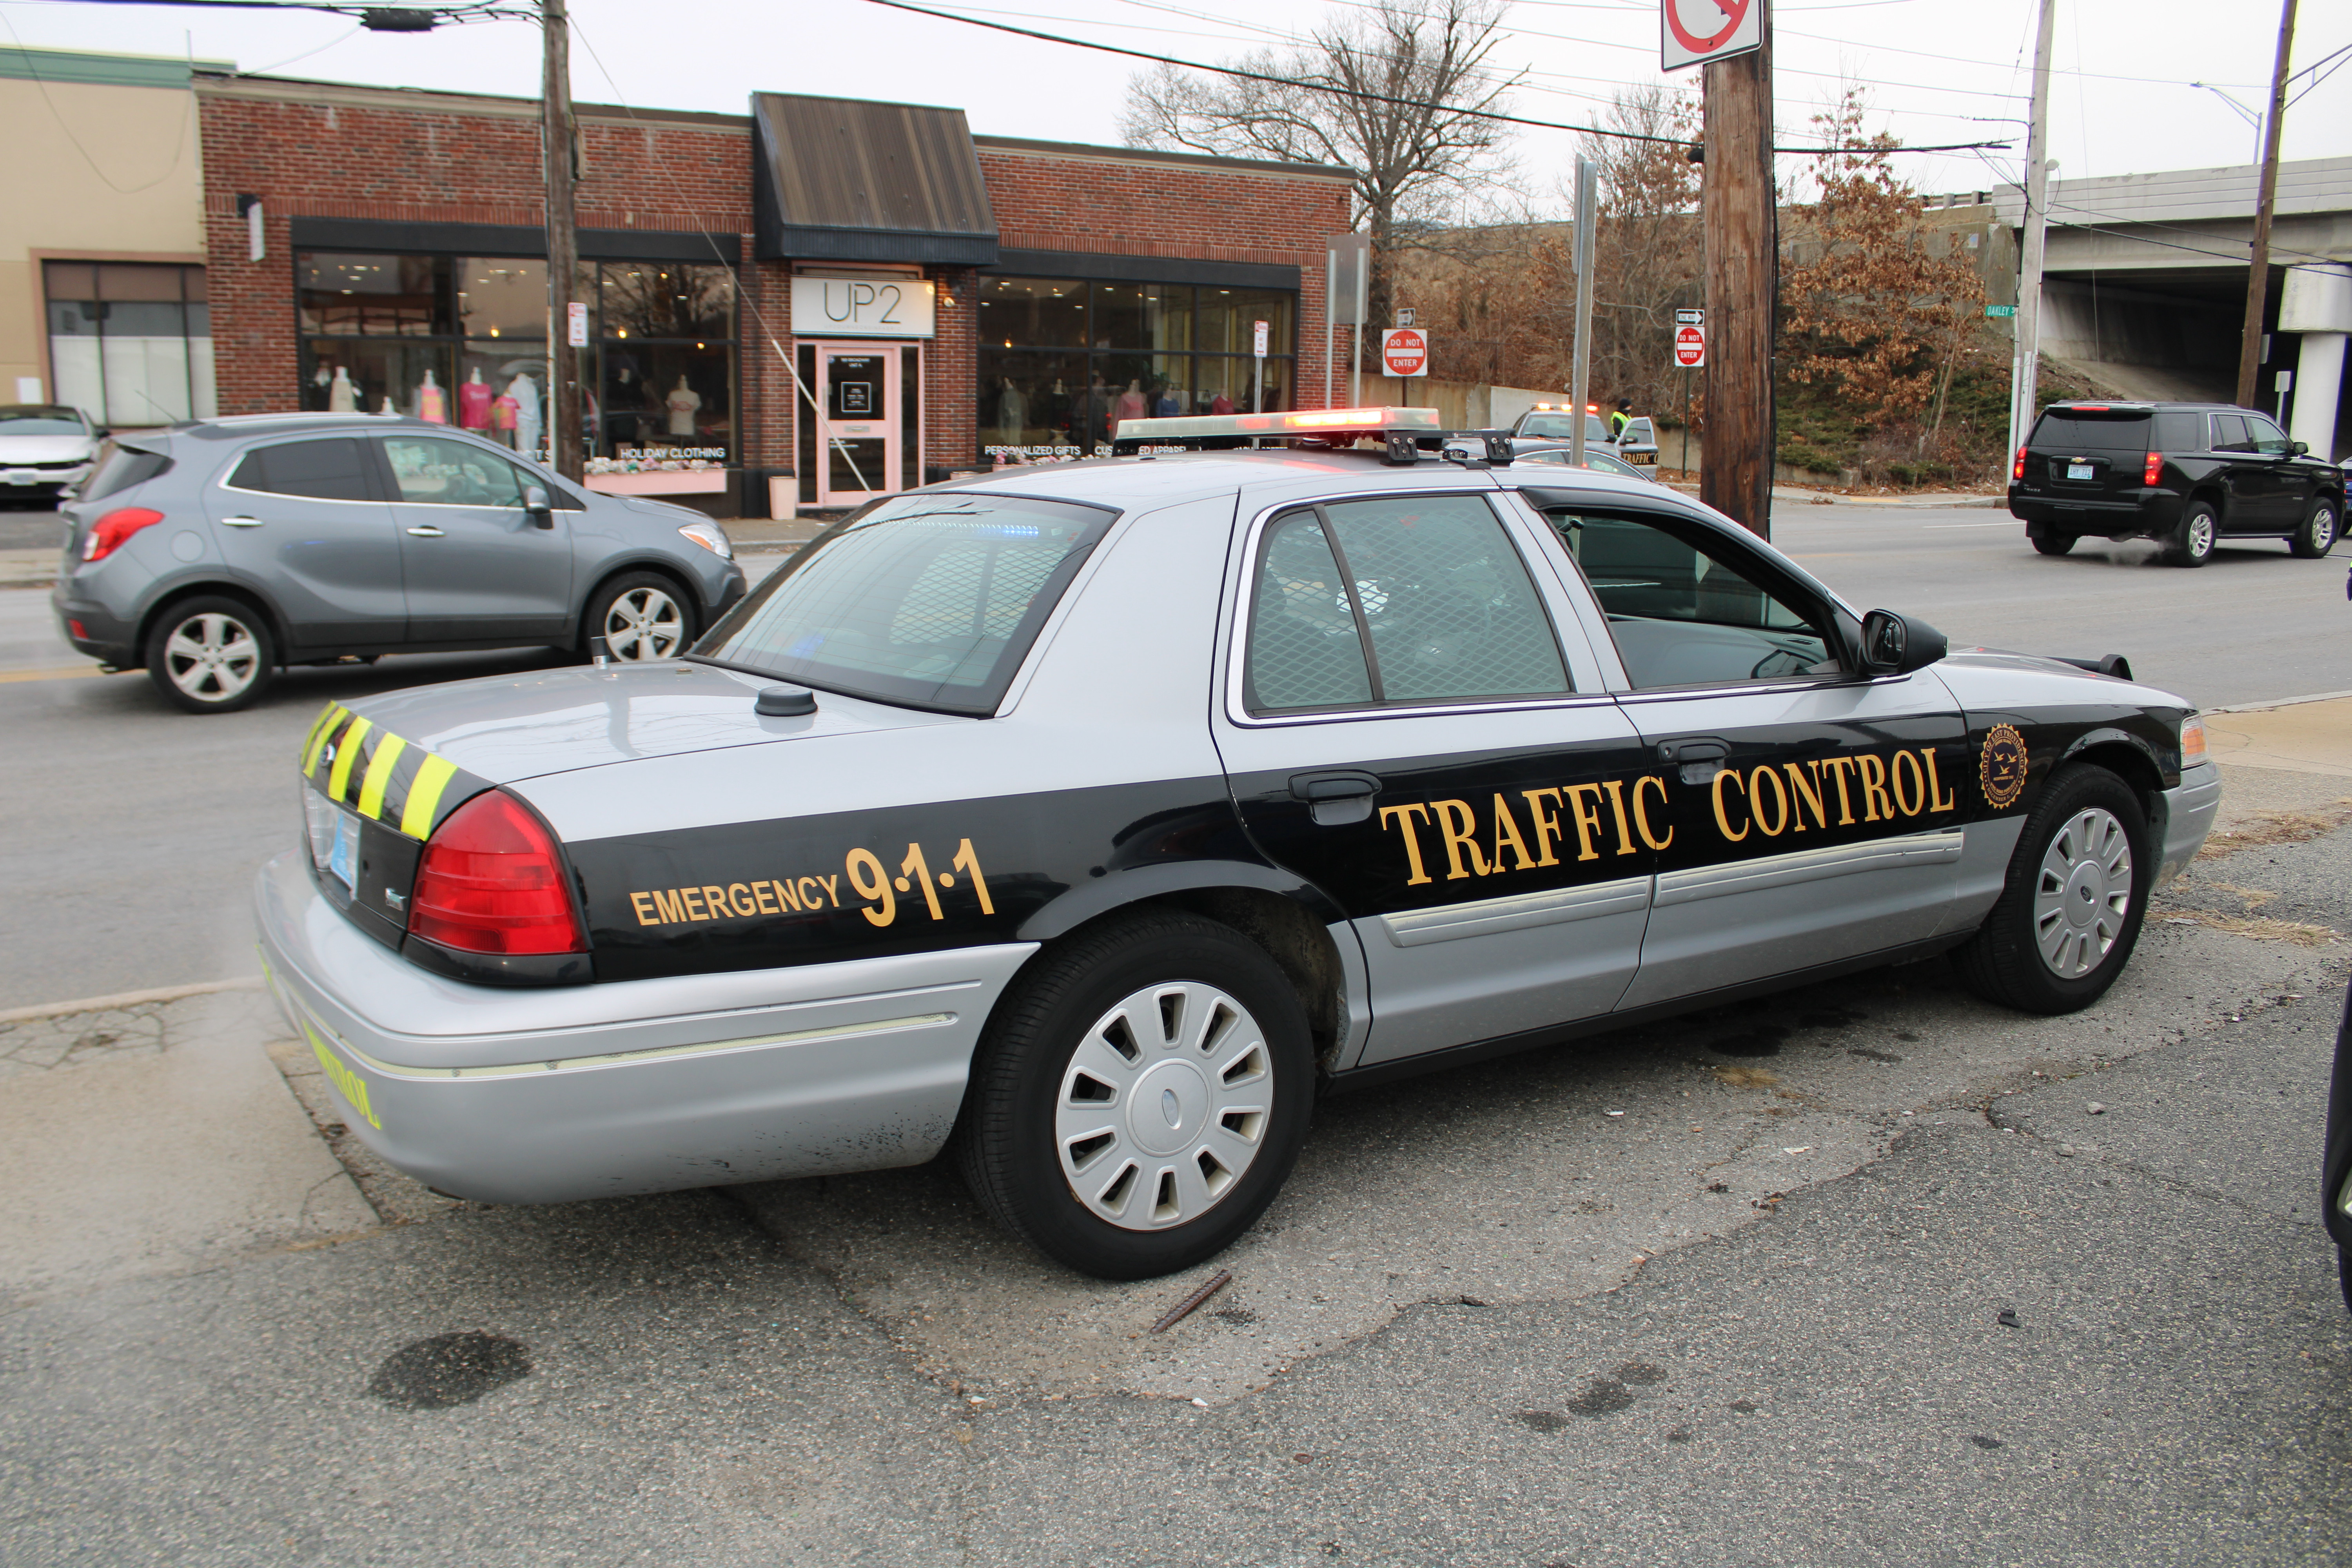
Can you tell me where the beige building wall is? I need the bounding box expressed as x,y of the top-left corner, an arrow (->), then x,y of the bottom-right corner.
0,48 -> 221,406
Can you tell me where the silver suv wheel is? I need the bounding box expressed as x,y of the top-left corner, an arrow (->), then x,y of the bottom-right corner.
600,584 -> 684,660
2033,806 -> 2134,978
1055,980 -> 1272,1231
162,609 -> 263,703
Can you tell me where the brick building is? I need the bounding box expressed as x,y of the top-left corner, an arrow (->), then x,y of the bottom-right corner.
194,73 -> 1352,516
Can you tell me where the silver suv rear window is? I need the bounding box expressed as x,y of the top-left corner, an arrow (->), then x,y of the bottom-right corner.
695,492 -> 1116,715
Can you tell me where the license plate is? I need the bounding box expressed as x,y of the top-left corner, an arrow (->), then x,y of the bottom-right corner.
327,808 -> 359,892
2067,462 -> 2094,480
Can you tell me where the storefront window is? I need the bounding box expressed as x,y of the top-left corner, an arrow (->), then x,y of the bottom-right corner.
973,279 -> 1296,459
44,262 -> 216,427
299,255 -> 451,336
297,253 -> 738,468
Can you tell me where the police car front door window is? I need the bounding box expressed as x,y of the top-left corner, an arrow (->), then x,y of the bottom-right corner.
1244,494 -> 1571,715
1551,510 -> 1834,689
695,492 -> 1116,715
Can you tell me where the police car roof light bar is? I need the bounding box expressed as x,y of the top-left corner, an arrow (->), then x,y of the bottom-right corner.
1105,406 -> 1513,466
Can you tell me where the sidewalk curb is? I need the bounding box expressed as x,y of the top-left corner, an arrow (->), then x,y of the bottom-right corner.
2207,689 -> 2352,715
0,976 -> 264,1026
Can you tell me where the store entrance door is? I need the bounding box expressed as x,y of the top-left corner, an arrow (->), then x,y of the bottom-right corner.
813,345 -> 901,508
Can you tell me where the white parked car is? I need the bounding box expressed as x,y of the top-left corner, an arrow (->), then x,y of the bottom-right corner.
0,405 -> 100,501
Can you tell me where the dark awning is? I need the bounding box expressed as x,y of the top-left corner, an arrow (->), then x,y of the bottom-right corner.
752,93 -> 998,266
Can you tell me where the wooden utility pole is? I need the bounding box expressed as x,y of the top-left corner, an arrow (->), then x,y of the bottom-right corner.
2007,0 -> 2056,456
1700,26 -> 1774,539
2234,0 -> 2298,409
542,0 -> 584,481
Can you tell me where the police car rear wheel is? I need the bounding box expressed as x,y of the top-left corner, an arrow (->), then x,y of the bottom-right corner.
1952,765 -> 2151,1015
953,912 -> 1313,1280
145,595 -> 274,714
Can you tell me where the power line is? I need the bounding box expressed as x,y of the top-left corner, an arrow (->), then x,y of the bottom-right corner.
861,0 -> 2015,153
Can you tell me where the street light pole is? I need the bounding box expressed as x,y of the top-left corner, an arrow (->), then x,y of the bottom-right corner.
541,0 -> 583,482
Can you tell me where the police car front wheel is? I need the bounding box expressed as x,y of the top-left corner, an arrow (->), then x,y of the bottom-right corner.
1952,764 -> 2151,1015
953,912 -> 1314,1280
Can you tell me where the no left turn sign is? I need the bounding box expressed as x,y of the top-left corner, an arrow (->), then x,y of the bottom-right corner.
1380,327 -> 1430,378
1674,323 -> 1706,368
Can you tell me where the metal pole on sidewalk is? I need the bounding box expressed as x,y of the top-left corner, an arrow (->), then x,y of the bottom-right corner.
2007,0 -> 2056,457
1568,156 -> 1597,468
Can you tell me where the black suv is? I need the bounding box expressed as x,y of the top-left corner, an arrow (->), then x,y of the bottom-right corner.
2008,401 -> 2342,567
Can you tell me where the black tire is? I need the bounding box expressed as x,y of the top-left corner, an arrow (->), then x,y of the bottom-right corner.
2288,497 -> 2339,559
1952,764 -> 2152,1015
2165,501 -> 2217,567
953,911 -> 1315,1279
143,595 -> 276,714
2031,532 -> 2075,556
582,571 -> 694,661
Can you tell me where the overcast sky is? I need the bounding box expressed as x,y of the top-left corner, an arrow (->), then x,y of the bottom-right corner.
2,0 -> 2343,211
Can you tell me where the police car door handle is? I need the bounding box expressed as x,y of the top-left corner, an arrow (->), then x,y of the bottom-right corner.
1658,739 -> 1729,786
1290,771 -> 1381,827
405,525 -> 446,537
220,515 -> 264,528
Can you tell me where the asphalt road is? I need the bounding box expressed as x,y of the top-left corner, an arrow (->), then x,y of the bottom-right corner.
6,829 -> 2347,1565
0,495 -> 2346,1009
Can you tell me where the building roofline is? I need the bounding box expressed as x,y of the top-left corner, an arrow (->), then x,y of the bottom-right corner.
2,44 -> 235,89
973,134 -> 1355,182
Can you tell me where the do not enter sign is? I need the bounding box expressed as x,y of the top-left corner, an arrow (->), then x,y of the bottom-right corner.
1380,327 -> 1430,378
1674,323 -> 1706,369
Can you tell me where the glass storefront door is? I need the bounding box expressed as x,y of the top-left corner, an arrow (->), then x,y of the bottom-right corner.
813,344 -> 902,508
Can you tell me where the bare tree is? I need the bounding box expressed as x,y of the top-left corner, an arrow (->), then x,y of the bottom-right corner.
1122,0 -> 1519,338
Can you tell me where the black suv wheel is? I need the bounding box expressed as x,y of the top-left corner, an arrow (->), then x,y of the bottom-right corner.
2290,497 -> 2339,559
2166,501 -> 2218,567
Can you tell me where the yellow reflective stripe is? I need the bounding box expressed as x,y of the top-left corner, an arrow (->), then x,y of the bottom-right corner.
399,753 -> 459,838
356,733 -> 408,820
301,704 -> 347,775
326,717 -> 372,802
303,1019 -> 380,1129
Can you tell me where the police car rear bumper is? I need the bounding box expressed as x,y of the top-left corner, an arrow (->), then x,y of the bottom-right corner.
2153,759 -> 2221,891
253,849 -> 1037,1204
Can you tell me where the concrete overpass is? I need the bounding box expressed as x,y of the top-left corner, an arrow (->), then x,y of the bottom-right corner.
1990,158 -> 2352,459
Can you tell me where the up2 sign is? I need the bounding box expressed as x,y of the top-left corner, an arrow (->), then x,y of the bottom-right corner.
1661,0 -> 1763,72
789,276 -> 937,339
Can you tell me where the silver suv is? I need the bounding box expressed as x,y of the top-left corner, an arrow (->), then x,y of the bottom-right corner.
51,414 -> 746,713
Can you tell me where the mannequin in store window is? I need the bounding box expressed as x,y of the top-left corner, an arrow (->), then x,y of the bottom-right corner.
664,374 -> 702,440
1111,378 -> 1147,435
327,365 -> 356,414
415,369 -> 447,424
1152,381 -> 1181,418
996,376 -> 1027,448
458,368 -> 492,431
491,384 -> 519,448
506,372 -> 541,459
1209,387 -> 1233,416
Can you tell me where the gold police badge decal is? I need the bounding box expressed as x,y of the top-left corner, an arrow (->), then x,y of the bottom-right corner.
1978,724 -> 2028,809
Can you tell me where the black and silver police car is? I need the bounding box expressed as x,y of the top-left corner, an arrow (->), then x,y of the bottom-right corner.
258,408 -> 2220,1279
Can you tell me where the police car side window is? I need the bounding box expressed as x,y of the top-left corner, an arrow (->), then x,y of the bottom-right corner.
1547,508 -> 1835,689
226,438 -> 374,502
1245,494 -> 1571,715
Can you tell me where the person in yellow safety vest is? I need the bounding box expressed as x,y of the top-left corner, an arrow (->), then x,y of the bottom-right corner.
1607,399 -> 1633,441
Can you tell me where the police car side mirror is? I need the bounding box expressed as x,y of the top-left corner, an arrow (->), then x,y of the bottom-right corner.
2291,440 -> 2309,456
1860,609 -> 1947,676
524,485 -> 554,527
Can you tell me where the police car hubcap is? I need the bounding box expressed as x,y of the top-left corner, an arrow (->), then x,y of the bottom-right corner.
1056,980 -> 1272,1230
2033,807 -> 2133,978
603,587 -> 682,659
163,613 -> 259,700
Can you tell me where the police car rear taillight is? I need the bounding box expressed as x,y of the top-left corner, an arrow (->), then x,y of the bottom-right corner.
83,507 -> 163,563
408,789 -> 586,956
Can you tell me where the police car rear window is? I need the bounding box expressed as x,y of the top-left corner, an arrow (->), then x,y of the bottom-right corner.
695,492 -> 1117,715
